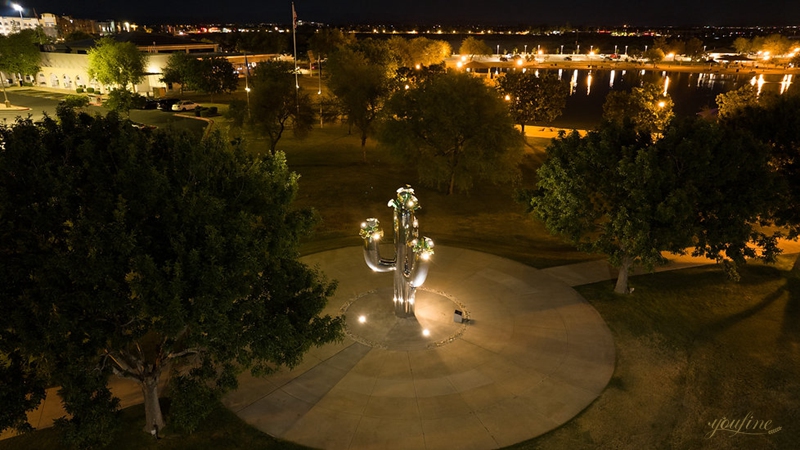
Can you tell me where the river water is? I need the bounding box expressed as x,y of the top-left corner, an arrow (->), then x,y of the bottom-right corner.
540,69 -> 796,129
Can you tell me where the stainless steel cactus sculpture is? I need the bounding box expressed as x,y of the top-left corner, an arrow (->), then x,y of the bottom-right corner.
360,186 -> 434,318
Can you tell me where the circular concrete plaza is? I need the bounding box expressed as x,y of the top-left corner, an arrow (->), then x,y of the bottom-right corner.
223,246 -> 615,450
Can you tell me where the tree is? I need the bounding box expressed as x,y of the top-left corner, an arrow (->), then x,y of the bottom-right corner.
733,37 -> 753,54
0,30 -> 41,105
193,56 -> 238,101
719,92 -> 800,237
378,71 -> 523,195
602,82 -> 674,136
246,60 -> 316,154
528,118 -> 781,293
685,37 -> 705,61
0,108 -> 344,441
459,37 -> 492,60
160,52 -> 197,93
103,89 -> 146,116
63,30 -> 94,42
87,37 -> 148,92
327,40 -> 395,160
389,36 -> 451,68
761,34 -> 791,58
307,28 -> 355,61
496,71 -> 568,134
642,48 -> 665,66
715,84 -> 761,119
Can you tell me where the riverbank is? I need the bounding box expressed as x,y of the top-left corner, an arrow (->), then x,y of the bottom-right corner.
447,56 -> 800,76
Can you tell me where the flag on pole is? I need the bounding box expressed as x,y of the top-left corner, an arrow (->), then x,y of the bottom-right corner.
292,2 -> 297,30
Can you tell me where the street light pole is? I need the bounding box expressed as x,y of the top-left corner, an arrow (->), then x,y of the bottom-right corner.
11,3 -> 23,18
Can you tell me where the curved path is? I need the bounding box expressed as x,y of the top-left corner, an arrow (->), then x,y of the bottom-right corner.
223,246 -> 615,449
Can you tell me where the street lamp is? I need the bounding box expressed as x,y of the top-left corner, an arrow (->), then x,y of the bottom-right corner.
496,44 -> 500,55
11,3 -> 23,18
524,44 -> 527,54
245,86 -> 251,117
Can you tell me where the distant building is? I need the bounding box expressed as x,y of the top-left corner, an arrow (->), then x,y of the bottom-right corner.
0,15 -> 39,36
37,32 -> 222,96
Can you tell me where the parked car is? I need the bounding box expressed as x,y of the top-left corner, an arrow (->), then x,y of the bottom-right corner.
157,98 -> 180,111
172,100 -> 199,112
138,99 -> 158,110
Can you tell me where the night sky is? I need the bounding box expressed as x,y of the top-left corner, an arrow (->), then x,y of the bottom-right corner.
6,0 -> 800,26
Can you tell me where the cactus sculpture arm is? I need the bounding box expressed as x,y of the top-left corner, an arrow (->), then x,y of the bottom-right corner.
360,186 -> 434,318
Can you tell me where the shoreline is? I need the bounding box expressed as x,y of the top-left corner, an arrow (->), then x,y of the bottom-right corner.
447,57 -> 800,76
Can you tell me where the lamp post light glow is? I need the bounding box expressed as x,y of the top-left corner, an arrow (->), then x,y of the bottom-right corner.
361,186 -> 434,318
11,3 -> 23,18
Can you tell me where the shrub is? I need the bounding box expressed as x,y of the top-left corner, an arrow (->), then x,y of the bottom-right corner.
86,87 -> 95,93
76,87 -> 84,93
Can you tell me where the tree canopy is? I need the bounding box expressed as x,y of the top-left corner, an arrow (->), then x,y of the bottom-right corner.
602,82 -> 674,136
459,37 -> 492,60
161,54 -> 238,99
388,36 -> 451,68
0,30 -> 41,105
378,71 -> 523,195
496,71 -> 568,134
327,39 -> 396,160
529,118 -> 781,293
718,91 -> 800,237
241,60 -> 316,154
0,108 -> 343,444
87,37 -> 148,91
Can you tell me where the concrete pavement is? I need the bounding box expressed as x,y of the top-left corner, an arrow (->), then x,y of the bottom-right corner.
222,246 -> 615,449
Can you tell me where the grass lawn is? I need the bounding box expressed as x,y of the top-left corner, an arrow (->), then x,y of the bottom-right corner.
4,113 -> 798,449
510,254 -> 800,449
0,401 -> 304,450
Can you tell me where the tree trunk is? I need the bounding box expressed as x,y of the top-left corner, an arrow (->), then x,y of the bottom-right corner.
361,132 -> 367,162
1,71 -> 9,107
141,375 -> 165,434
614,256 -> 633,294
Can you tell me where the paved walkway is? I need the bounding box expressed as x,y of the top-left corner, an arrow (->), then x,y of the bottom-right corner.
222,246 -> 615,449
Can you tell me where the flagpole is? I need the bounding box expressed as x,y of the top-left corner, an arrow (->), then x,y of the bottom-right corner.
292,2 -> 299,114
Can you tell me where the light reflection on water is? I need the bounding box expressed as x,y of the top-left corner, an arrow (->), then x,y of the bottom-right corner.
543,69 -> 796,129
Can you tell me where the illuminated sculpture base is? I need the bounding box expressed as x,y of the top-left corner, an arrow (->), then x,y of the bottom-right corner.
342,287 -> 467,351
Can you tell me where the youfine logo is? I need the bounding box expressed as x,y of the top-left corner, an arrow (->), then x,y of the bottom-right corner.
706,412 -> 782,438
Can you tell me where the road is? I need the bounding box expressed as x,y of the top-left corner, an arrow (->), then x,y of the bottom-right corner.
0,88 -> 209,136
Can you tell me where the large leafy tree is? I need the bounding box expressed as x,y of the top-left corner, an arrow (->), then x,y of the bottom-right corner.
719,92 -> 800,236
243,60 -> 315,154
0,108 -> 343,442
378,71 -> 523,195
602,82 -> 674,136
87,37 -> 148,92
0,30 -> 41,105
496,71 -> 568,134
308,27 -> 355,62
161,54 -> 237,100
160,52 -> 197,93
715,84 -> 770,119
194,56 -> 238,100
459,37 -> 492,60
529,118 -> 781,293
327,39 -> 396,161
389,36 -> 452,68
